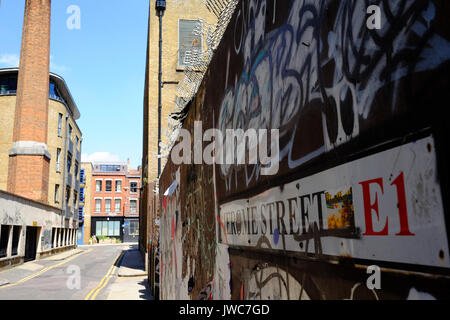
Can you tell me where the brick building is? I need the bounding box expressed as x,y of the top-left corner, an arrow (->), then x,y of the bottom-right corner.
140,0 -> 218,291
0,0 -> 81,268
0,68 -> 83,214
82,162 -> 140,243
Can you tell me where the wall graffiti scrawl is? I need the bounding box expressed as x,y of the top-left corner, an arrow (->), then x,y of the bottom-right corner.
215,0 -> 450,197
158,0 -> 450,300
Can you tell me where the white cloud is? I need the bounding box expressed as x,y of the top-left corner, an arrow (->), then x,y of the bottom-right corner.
81,152 -> 121,164
50,55 -> 70,74
0,54 -> 70,74
0,53 -> 19,67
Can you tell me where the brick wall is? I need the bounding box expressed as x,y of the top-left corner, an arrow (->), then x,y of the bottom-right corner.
8,0 -> 51,202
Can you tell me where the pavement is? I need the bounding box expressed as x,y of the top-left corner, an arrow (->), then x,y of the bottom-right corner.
106,244 -> 154,300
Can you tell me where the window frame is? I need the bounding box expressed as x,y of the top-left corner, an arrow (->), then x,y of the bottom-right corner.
95,179 -> 103,193
55,184 -> 60,203
56,148 -> 61,172
130,199 -> 138,214
130,181 -> 138,194
105,179 -> 113,193
178,19 -> 203,69
115,179 -> 122,193
58,113 -> 63,137
95,198 -> 102,213
104,198 -> 112,213
114,198 -> 121,214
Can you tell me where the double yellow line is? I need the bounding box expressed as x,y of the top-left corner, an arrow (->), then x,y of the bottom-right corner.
0,249 -> 91,289
84,250 -> 124,300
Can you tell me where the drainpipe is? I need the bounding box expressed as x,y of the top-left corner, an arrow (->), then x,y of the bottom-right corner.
156,0 -> 166,178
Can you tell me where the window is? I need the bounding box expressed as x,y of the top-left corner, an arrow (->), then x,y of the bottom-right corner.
55,184 -> 60,203
67,154 -> 72,174
105,199 -> 111,213
102,222 -> 108,235
105,180 -> 112,192
99,165 -> 121,172
80,169 -> 85,184
49,80 -> 67,104
128,221 -> 139,236
178,19 -> 202,67
115,199 -> 121,213
96,180 -> 102,192
130,182 -> 138,193
73,191 -> 78,209
95,199 -> 101,213
95,221 -> 120,237
58,113 -> 63,137
65,187 -> 70,205
79,187 -> 85,203
130,200 -> 137,214
79,207 -> 84,222
68,124 -> 72,138
76,136 -> 79,149
56,148 -> 61,172
74,161 -> 79,179
115,180 -> 122,193
11,226 -> 21,256
0,225 -> 10,258
0,74 -> 17,94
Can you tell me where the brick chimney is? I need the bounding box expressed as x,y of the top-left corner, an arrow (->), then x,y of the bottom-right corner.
7,0 -> 52,202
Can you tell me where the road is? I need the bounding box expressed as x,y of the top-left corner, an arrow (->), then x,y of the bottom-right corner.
0,245 -> 126,300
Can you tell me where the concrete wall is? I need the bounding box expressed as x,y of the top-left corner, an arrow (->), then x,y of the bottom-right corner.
0,189 -> 77,270
157,0 -> 450,300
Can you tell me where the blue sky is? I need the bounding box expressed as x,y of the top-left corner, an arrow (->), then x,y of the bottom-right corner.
0,0 -> 149,169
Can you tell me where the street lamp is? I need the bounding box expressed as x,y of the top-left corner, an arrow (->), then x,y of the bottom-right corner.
156,0 -> 166,178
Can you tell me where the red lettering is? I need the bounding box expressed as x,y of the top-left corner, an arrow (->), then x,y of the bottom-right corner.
359,178 -> 389,236
391,172 -> 414,236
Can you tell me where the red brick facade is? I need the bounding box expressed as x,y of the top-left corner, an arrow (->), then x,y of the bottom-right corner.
7,0 -> 51,202
8,155 -> 50,201
90,172 -> 140,218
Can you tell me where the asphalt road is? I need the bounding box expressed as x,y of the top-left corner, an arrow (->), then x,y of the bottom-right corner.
0,245 -> 126,300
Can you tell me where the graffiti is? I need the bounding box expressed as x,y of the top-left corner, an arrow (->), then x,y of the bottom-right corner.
42,228 -> 52,251
217,0 -> 450,193
157,0 -> 450,301
160,163 -> 217,299
345,282 -> 380,300
197,281 -> 213,300
244,265 -> 310,300
1,208 -> 23,225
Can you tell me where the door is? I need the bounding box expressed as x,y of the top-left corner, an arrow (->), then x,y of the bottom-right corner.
123,219 -> 139,243
25,227 -> 38,262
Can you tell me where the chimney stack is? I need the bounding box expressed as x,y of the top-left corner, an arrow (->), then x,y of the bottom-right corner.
7,0 -> 52,202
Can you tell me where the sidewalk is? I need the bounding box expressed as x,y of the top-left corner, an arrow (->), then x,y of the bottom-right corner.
106,245 -> 154,300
